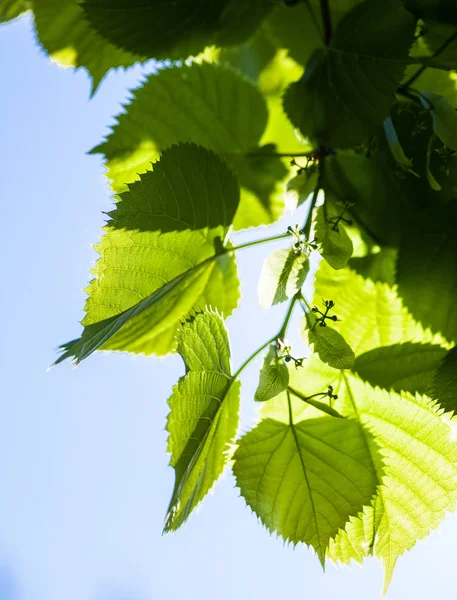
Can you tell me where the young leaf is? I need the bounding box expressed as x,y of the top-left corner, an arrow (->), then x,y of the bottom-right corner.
396,205 -> 457,343
285,168 -> 318,211
383,116 -> 417,173
233,414 -> 379,565
82,0 -> 273,61
90,62 -> 287,229
254,344 -> 289,402
303,315 -> 355,370
313,203 -> 353,270
354,342 -> 447,395
432,346 -> 457,415
283,1 -> 416,148
56,144 -> 240,364
165,311 -> 240,530
33,0 -> 140,94
0,0 -> 29,22
327,375 -> 457,594
258,248 -> 309,309
420,90 -> 457,151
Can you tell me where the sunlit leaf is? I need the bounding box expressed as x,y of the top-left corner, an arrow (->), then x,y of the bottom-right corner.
354,342 -> 447,394
57,144 -> 240,363
91,62 -> 287,229
254,344 -> 289,402
165,311 -> 240,530
421,89 -> 457,151
432,346 -> 457,415
33,0 -> 140,94
234,411 -> 379,565
313,202 -> 353,270
303,313 -> 355,370
258,247 -> 309,308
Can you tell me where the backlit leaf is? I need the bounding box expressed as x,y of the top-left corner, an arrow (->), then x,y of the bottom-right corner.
258,247 -> 309,308
254,344 -> 289,402
165,311 -> 240,530
313,202 -> 354,270
56,144 -> 240,364
432,345 -> 457,415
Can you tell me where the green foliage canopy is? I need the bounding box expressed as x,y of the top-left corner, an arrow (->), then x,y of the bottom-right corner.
5,0 -> 457,595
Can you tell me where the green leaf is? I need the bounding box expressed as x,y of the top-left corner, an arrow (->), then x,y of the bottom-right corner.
283,1 -> 416,148
354,342 -> 447,394
313,259 -> 445,356
348,248 -> 397,285
420,90 -> 457,151
322,145 -> 429,247
285,168 -> 319,211
313,202 -> 354,270
432,346 -> 457,415
404,0 -> 457,23
328,375 -> 457,594
383,116 -> 416,172
255,344 -> 289,402
233,413 -> 379,565
397,205 -> 457,343
82,0 -> 273,61
0,0 -> 29,22
33,0 -> 140,94
165,311 -> 240,530
91,62 -> 287,230
56,144 -> 240,364
258,247 -> 309,309
303,315 -> 355,370
218,28 -> 277,82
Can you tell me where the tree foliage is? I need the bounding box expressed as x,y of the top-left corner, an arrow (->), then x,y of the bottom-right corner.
4,0 -> 457,594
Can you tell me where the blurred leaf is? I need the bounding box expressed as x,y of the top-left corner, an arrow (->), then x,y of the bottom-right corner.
165,311 -> 240,530
285,168 -> 319,211
421,89 -> 457,150
33,0 -> 140,94
82,0 -> 273,60
0,0 -> 29,22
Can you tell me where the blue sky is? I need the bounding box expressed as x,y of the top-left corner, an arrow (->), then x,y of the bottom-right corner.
1,13 -> 457,600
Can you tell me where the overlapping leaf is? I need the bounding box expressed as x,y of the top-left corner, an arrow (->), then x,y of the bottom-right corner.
354,342 -> 447,394
33,0 -> 141,94
91,62 -> 287,229
303,313 -> 355,370
56,144 -> 240,364
0,0 -> 29,22
397,205 -> 457,343
234,411 -> 379,565
432,346 -> 457,415
313,260 -> 444,356
312,202 -> 353,269
82,0 -> 273,61
165,311 -> 240,530
283,1 -> 416,148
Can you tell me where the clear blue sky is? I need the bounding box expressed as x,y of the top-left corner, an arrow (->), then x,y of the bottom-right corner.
1,13 -> 457,600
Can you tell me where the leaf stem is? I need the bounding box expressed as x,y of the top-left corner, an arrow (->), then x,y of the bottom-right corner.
320,0 -> 332,45
232,293 -> 300,380
303,182 -> 320,239
227,232 -> 291,254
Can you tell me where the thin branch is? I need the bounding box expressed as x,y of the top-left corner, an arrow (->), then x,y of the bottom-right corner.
320,0 -> 332,45
227,232 -> 291,253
